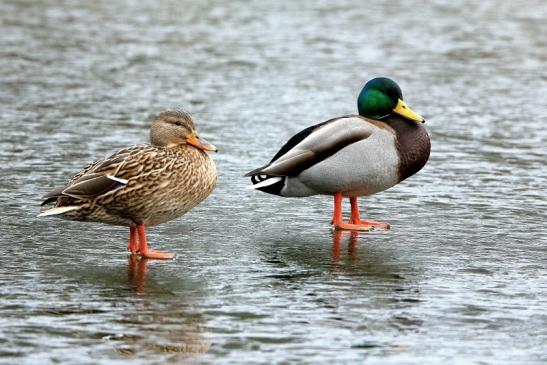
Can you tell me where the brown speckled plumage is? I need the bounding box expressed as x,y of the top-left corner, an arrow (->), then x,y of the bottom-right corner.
40,109 -> 217,228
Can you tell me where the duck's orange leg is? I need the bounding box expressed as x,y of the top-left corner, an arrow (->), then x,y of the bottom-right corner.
331,192 -> 343,226
136,224 -> 175,260
127,226 -> 138,254
332,193 -> 388,231
349,197 -> 390,229
332,192 -> 369,231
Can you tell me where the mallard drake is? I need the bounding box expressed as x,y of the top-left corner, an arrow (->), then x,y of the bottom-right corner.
39,109 -> 218,259
246,77 -> 430,231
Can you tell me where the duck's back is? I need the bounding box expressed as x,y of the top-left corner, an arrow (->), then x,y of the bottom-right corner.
283,116 -> 430,197
287,121 -> 400,196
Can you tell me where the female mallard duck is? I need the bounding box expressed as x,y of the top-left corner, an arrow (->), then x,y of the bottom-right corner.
246,77 -> 430,231
39,109 -> 218,259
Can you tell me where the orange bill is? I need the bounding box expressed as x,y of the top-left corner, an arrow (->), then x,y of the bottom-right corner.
187,133 -> 217,152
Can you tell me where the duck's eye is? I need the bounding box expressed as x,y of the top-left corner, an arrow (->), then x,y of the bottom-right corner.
175,121 -> 182,126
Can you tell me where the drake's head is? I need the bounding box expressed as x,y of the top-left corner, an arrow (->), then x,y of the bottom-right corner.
150,108 -> 217,152
357,77 -> 424,123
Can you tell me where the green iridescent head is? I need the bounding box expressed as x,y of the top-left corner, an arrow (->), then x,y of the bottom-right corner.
357,77 -> 424,122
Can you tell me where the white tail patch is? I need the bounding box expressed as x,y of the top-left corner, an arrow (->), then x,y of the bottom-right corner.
38,206 -> 80,217
248,177 -> 282,190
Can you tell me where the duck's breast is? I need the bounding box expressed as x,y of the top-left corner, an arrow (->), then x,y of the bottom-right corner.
98,147 -> 217,226
144,150 -> 217,226
389,120 -> 430,182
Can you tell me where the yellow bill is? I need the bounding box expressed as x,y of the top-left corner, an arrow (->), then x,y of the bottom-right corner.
393,99 -> 425,123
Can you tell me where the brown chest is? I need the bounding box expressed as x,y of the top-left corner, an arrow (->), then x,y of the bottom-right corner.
384,116 -> 431,182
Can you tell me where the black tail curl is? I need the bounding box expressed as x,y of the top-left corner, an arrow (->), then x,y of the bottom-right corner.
249,174 -> 285,196
250,174 -> 269,185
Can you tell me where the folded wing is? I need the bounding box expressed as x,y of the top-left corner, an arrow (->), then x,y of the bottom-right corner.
40,145 -> 153,205
246,116 -> 374,177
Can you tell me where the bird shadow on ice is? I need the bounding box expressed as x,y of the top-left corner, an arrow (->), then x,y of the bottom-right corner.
256,228 -> 419,282
48,255 -> 212,358
52,251 -> 202,297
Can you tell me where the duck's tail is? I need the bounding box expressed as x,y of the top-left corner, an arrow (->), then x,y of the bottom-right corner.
247,174 -> 285,196
37,206 -> 80,217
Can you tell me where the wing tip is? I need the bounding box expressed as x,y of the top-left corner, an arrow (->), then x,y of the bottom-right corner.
244,164 -> 269,177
